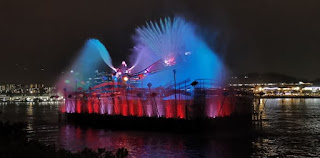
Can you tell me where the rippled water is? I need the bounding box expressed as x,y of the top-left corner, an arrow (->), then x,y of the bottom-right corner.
252,98 -> 320,157
0,99 -> 319,157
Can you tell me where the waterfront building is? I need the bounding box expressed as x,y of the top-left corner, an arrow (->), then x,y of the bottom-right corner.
229,81 -> 320,97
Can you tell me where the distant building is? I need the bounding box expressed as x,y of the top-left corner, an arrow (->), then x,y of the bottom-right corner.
229,81 -> 320,97
0,83 -> 56,95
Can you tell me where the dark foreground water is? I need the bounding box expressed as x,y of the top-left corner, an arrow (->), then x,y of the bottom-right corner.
0,98 -> 319,157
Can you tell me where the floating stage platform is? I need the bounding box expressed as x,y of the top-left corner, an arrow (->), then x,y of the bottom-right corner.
57,17 -> 253,132
64,113 -> 252,133
61,82 -> 253,132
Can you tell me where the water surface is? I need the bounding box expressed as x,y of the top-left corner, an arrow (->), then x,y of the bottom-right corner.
0,98 -> 319,157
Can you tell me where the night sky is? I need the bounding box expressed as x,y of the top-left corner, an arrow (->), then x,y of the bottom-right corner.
1,0 -> 320,85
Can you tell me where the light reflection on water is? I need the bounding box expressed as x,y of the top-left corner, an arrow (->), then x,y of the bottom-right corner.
0,99 -> 320,157
55,125 -> 250,157
253,98 -> 320,157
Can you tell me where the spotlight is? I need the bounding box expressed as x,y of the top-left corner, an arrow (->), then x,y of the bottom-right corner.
123,76 -> 129,82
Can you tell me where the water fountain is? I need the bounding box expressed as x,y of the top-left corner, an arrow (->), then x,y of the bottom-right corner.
59,17 -> 252,123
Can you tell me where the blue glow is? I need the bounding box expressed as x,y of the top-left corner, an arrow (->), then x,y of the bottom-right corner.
92,39 -> 116,71
57,39 -> 107,91
57,17 -> 224,93
131,17 -> 224,87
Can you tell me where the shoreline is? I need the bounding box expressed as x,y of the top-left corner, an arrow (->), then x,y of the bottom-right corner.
255,96 -> 320,98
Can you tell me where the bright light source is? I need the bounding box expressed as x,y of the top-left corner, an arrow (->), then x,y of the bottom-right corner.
70,70 -> 74,73
123,76 -> 129,82
121,61 -> 127,67
184,51 -> 191,55
164,57 -> 175,66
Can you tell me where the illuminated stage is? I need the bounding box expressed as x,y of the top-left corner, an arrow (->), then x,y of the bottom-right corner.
62,80 -> 253,120
59,17 -> 253,125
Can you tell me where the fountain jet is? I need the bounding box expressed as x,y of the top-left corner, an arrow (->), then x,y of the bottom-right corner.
90,39 -> 117,72
130,17 -> 224,87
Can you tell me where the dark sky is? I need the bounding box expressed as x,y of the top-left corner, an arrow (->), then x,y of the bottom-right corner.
1,0 -> 320,84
